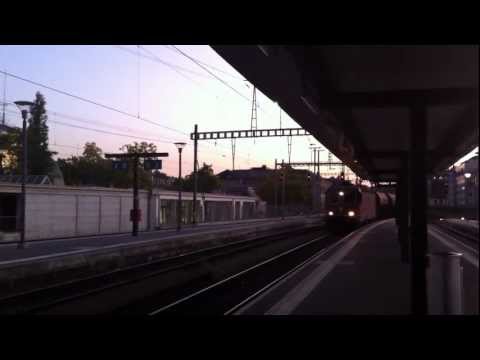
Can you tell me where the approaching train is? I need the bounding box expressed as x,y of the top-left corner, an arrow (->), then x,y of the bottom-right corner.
325,179 -> 396,228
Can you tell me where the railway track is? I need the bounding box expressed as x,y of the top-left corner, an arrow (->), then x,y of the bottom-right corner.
434,221 -> 478,246
0,224 -> 332,315
140,233 -> 341,316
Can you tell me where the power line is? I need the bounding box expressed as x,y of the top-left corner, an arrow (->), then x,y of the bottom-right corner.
136,46 -> 207,90
162,45 -> 245,81
49,119 -> 176,144
3,101 -> 184,143
5,103 -> 259,164
0,69 -> 190,138
170,46 -> 252,103
114,45 -> 213,80
3,107 -> 174,144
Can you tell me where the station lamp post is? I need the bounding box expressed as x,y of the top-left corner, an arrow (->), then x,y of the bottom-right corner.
174,142 -> 186,231
14,100 -> 34,249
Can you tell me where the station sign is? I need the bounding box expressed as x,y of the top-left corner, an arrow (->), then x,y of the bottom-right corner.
144,159 -> 162,170
112,160 -> 129,171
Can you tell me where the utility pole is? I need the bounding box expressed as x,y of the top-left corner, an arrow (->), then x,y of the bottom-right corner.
106,152 -> 168,236
174,143 -> 186,231
193,124 -> 198,225
14,101 -> 34,250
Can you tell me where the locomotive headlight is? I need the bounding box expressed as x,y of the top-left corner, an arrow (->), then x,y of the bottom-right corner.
348,211 -> 355,217
338,191 -> 344,196
328,211 -> 334,216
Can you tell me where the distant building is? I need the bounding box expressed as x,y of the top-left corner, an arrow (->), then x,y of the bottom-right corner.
453,155 -> 478,209
218,165 -> 332,214
217,165 -> 275,196
427,171 -> 449,207
428,155 -> 478,210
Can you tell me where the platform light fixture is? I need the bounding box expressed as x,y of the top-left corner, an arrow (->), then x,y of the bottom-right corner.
174,142 -> 187,231
348,211 -> 355,217
328,211 -> 334,216
14,100 -> 34,250
338,191 -> 344,196
464,172 -> 471,178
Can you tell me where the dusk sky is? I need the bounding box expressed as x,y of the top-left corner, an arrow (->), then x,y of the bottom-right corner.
1,45 -> 477,178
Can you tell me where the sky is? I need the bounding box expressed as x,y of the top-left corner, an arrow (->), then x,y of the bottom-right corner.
0,45 -> 477,179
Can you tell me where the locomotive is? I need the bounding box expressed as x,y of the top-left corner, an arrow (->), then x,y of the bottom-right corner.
324,179 -> 396,228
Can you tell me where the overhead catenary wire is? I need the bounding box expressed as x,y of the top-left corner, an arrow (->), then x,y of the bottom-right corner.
162,45 -> 245,81
0,69 -> 190,138
1,50 -> 287,170
49,119 -> 177,144
5,105 -> 259,166
113,45 -> 213,80
170,45 -> 282,122
136,46 -> 208,91
170,45 -> 252,103
3,102 -> 184,143
3,107 -> 174,144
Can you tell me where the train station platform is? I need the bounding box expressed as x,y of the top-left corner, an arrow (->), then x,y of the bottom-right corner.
0,215 -> 322,298
234,218 -> 478,315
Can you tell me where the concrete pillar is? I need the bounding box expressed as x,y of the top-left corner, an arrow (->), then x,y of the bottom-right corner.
239,200 -> 244,220
409,104 -> 428,315
397,156 -> 410,263
232,199 -> 236,221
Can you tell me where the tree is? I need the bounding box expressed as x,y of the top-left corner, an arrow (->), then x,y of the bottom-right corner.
120,141 -> 157,154
182,163 -> 221,193
58,143 -> 125,188
119,141 -> 158,190
25,92 -> 57,174
83,142 -> 103,162
0,128 -> 21,173
1,92 -> 56,175
257,167 -> 312,205
57,141 -> 159,189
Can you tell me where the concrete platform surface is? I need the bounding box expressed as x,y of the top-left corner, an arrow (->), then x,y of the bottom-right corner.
235,218 -> 478,315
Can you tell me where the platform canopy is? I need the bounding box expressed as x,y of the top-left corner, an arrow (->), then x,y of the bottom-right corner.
211,45 -> 478,182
